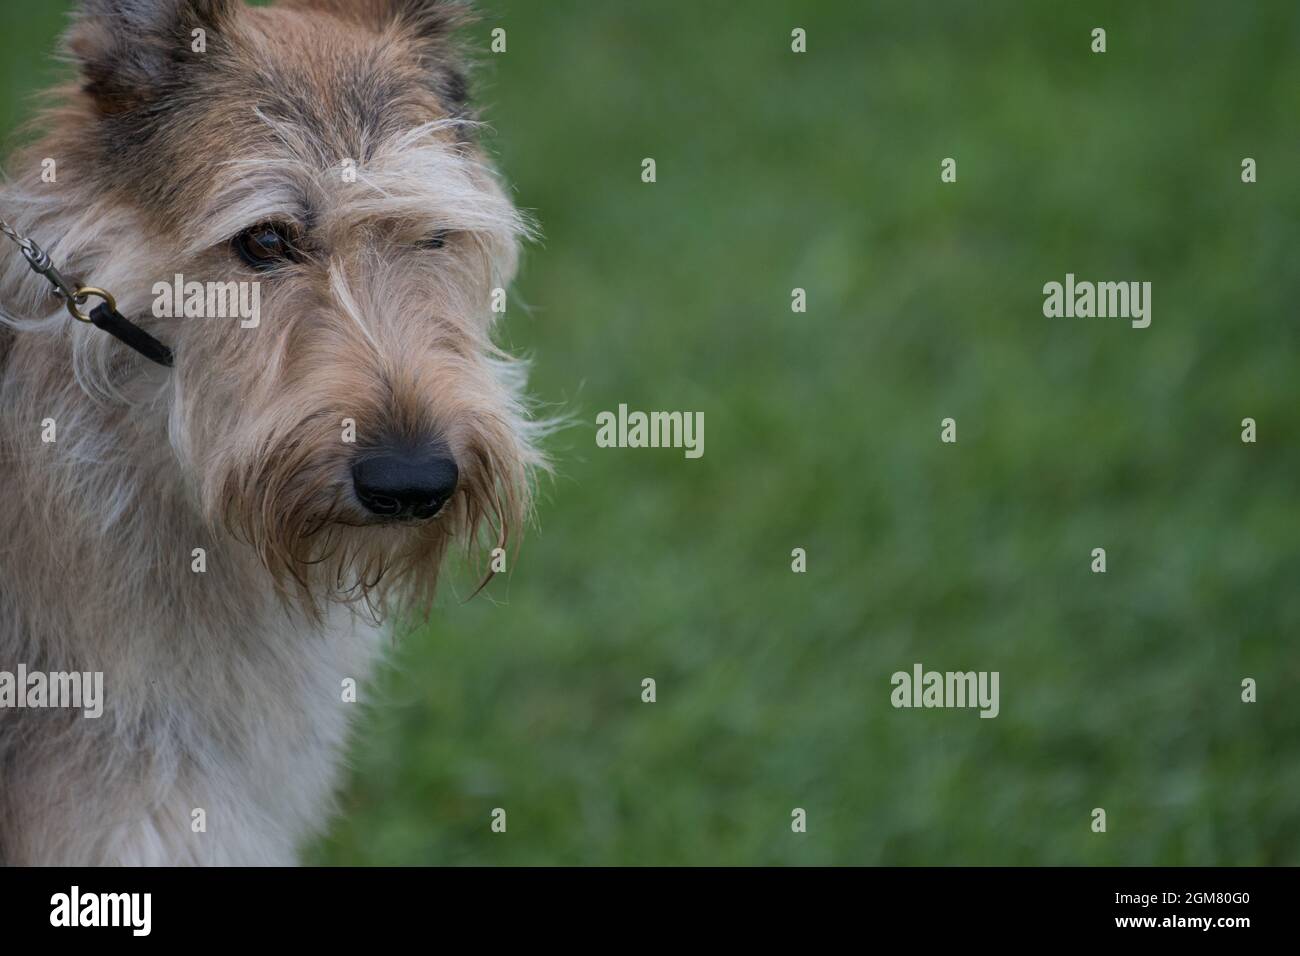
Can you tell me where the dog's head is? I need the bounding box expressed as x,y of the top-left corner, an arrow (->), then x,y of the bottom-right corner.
51,0 -> 542,615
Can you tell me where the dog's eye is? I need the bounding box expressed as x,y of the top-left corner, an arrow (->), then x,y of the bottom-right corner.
234,223 -> 296,270
416,231 -> 450,250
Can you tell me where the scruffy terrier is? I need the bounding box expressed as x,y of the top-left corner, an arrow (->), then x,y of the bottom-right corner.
0,0 -> 543,864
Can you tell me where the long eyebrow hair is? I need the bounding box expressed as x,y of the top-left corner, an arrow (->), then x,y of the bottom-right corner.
185,118 -> 531,259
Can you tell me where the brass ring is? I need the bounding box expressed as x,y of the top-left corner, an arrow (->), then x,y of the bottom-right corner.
67,286 -> 116,323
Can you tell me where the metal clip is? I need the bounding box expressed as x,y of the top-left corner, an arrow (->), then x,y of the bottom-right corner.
20,238 -> 84,306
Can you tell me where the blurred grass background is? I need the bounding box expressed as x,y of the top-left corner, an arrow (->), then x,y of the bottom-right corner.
3,0 -> 1298,865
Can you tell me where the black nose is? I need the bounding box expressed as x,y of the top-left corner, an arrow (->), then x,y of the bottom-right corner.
351,448 -> 459,520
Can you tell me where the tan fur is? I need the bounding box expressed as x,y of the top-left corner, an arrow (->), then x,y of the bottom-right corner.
0,0 -> 544,864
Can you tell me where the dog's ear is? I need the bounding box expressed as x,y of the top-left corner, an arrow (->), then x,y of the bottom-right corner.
67,0 -> 239,115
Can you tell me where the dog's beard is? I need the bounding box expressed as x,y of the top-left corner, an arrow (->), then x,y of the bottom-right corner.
205,425 -> 525,622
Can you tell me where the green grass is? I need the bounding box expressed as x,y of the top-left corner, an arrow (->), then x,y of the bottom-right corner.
3,0 -> 1298,865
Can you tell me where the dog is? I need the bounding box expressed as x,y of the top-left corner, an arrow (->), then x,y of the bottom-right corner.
0,0 -> 544,864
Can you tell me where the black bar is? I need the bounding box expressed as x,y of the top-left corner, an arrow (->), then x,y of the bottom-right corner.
0,866 -> 1283,941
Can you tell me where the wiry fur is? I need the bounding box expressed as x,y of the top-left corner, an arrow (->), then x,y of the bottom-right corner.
0,0 -> 544,864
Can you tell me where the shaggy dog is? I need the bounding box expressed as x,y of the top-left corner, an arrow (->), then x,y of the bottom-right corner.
0,0 -> 543,864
